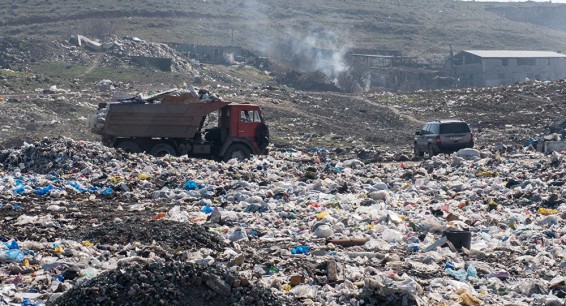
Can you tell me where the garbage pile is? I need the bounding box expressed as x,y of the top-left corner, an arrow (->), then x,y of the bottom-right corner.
89,86 -> 222,133
66,34 -> 197,74
0,137 -> 565,305
0,35 -> 197,76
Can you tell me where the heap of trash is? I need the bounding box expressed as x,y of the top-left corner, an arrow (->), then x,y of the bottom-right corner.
66,34 -> 197,74
0,137 -> 565,305
89,86 -> 222,134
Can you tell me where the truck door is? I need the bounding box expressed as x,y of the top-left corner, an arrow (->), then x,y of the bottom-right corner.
237,109 -> 261,137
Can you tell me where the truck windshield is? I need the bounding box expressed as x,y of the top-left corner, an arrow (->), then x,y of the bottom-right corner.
240,110 -> 262,123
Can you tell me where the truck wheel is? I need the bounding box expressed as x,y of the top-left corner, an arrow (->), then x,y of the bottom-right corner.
116,141 -> 142,154
150,143 -> 177,157
223,144 -> 251,162
414,143 -> 423,158
428,144 -> 435,158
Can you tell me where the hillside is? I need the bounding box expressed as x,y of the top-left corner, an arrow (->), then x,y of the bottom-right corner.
1,0 -> 566,63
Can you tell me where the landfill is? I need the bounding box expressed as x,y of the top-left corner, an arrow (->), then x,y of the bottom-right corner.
0,137 -> 565,305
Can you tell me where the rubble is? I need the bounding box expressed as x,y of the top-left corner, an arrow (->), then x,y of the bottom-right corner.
53,261 -> 288,306
69,35 -> 101,51
0,137 -> 564,305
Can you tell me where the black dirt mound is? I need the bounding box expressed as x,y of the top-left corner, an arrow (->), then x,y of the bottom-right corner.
52,261 -> 291,306
72,220 -> 228,252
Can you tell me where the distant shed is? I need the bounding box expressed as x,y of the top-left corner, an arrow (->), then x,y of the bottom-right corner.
453,50 -> 566,87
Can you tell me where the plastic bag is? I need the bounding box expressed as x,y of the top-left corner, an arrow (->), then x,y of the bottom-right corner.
291,284 -> 317,298
3,240 -> 19,249
291,245 -> 310,255
467,264 -> 477,278
35,185 -> 53,196
100,187 -> 113,195
184,180 -> 199,190
21,298 -> 37,306
201,205 -> 214,214
382,228 -> 403,242
0,249 -> 25,262
538,208 -> 558,215
67,182 -> 87,192
446,268 -> 468,281
228,228 -> 248,242
446,263 -> 477,281
13,180 -> 25,194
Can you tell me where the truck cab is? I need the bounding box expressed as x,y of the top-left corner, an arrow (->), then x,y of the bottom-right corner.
211,104 -> 269,161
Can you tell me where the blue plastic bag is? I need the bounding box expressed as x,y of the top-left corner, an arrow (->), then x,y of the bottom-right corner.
201,205 -> 213,214
87,186 -> 100,193
67,182 -> 87,192
21,298 -> 37,306
446,263 -> 477,281
3,240 -> 19,249
291,245 -> 311,255
101,187 -> 113,195
35,185 -> 53,196
324,164 -> 342,173
1,249 -> 25,262
467,264 -> 477,278
446,268 -> 468,281
13,180 -> 25,195
184,180 -> 198,190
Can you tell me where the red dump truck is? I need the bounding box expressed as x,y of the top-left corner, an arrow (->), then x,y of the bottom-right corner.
88,101 -> 269,161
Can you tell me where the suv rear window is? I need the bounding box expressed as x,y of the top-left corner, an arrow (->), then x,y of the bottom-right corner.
439,123 -> 470,134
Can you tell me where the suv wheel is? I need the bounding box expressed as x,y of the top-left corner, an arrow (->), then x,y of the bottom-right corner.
428,144 -> 435,158
414,143 -> 423,158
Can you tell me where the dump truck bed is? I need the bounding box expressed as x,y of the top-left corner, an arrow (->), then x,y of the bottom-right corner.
101,101 -> 230,138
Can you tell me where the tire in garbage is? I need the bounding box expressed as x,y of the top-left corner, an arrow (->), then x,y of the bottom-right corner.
116,140 -> 142,154
150,143 -> 177,157
223,144 -> 251,162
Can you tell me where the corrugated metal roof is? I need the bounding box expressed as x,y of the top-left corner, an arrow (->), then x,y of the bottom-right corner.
463,50 -> 566,58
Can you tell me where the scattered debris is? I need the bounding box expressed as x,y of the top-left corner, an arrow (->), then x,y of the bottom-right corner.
0,138 -> 564,305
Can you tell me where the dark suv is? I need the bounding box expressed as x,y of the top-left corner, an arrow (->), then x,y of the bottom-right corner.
414,120 -> 474,157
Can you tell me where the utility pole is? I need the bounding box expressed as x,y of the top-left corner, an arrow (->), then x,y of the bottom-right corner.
231,28 -> 234,46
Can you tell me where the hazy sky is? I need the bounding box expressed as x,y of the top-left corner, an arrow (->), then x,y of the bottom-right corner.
462,0 -> 566,2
